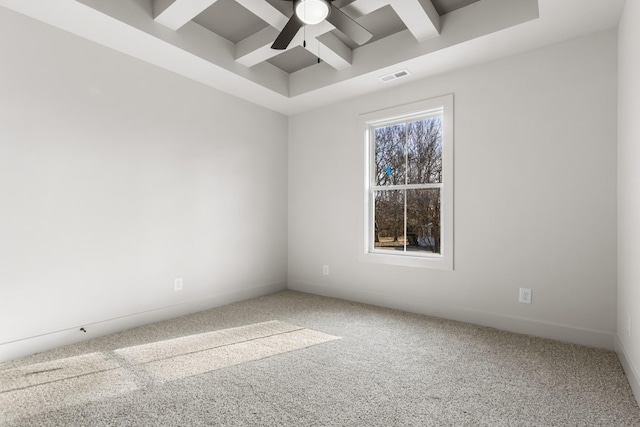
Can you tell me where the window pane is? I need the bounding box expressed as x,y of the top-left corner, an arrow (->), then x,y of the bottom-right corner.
374,124 -> 406,186
407,118 -> 442,184
374,190 -> 405,251
406,188 -> 441,254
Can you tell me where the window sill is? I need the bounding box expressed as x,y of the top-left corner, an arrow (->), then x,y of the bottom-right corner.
359,251 -> 453,270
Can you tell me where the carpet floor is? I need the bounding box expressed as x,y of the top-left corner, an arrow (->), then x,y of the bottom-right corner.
1,290 -> 639,426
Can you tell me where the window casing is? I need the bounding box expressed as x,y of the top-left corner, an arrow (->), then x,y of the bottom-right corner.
361,95 -> 453,270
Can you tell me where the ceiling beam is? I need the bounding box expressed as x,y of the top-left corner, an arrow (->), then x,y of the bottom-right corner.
154,0 -> 220,31
339,0 -> 389,17
392,0 -> 440,42
313,0 -> 442,58
342,0 -> 441,42
233,0 -> 289,30
312,32 -> 352,70
236,26 -> 285,68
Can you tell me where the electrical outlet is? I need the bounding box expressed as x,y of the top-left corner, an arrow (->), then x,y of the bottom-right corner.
174,278 -> 183,291
322,265 -> 329,276
519,288 -> 532,304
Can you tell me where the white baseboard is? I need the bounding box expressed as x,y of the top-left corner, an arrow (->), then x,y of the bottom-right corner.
616,335 -> 640,407
0,282 -> 286,363
289,281 -> 615,350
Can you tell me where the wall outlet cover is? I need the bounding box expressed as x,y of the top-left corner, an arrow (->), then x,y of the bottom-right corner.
519,288 -> 532,304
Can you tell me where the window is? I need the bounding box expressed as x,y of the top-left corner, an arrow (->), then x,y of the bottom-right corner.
361,95 -> 453,270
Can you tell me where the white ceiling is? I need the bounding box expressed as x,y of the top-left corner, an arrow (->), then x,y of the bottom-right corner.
0,0 -> 625,115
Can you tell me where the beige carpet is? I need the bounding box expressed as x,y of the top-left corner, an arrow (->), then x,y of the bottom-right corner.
1,290 -> 639,426
0,320 -> 339,424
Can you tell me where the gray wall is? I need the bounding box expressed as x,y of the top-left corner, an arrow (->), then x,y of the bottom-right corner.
617,0 -> 640,402
0,8 -> 288,361
288,29 -> 618,349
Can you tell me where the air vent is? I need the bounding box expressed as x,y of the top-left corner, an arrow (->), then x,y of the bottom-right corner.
379,69 -> 411,83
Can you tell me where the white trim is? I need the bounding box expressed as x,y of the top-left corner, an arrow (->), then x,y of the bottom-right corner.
0,282 -> 286,363
616,335 -> 640,407
372,183 -> 442,190
289,281 -> 615,350
359,94 -> 454,270
366,107 -> 443,127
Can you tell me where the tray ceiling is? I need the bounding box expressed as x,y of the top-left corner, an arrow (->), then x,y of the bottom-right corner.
0,0 -> 626,115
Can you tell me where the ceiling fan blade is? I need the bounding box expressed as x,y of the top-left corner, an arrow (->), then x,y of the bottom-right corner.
326,5 -> 373,46
271,14 -> 303,50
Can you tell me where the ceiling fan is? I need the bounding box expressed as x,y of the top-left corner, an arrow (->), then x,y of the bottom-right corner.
271,0 -> 373,50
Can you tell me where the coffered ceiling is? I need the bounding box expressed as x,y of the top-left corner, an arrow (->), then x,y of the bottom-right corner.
0,0 -> 626,115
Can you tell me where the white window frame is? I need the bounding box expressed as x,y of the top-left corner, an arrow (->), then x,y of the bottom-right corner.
359,94 -> 454,270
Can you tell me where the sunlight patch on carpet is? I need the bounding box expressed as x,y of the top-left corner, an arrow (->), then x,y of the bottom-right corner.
116,320 -> 341,382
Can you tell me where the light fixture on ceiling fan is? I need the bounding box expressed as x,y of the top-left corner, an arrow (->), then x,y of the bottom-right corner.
271,0 -> 372,50
295,0 -> 331,25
